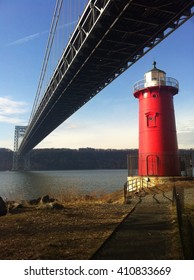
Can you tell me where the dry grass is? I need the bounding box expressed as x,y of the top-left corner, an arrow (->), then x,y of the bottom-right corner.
48,187 -> 124,204
0,181 -> 194,260
0,189 -> 133,260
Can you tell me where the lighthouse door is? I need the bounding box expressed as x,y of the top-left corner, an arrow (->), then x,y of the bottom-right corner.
147,155 -> 158,175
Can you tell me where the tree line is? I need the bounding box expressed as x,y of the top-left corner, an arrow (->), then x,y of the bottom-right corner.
0,148 -> 192,171
0,148 -> 137,171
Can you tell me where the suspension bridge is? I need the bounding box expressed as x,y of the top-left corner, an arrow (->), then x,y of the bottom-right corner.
13,0 -> 194,170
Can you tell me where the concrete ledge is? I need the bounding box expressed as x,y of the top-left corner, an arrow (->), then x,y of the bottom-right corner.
127,176 -> 193,185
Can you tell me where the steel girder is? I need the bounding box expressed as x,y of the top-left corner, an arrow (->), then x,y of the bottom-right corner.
18,0 -> 194,155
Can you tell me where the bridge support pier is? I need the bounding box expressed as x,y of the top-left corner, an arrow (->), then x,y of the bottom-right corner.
23,153 -> 31,171
12,151 -> 19,171
12,152 -> 31,171
12,126 -> 31,171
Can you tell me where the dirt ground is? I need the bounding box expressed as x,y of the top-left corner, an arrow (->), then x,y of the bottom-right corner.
0,190 -> 135,260
0,182 -> 194,260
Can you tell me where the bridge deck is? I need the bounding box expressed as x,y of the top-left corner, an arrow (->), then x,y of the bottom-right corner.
19,0 -> 194,154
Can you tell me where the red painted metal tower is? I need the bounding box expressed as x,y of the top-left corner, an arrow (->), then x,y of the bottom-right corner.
133,62 -> 180,176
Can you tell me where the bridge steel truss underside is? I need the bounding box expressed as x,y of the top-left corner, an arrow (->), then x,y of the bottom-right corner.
18,0 -> 194,155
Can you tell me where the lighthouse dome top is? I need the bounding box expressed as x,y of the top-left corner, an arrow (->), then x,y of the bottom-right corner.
147,61 -> 166,74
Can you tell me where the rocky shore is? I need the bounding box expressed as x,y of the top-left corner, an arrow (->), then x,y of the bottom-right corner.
0,194 -> 66,216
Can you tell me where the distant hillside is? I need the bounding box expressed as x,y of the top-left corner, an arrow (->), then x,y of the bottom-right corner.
0,148 -> 193,171
0,148 -> 137,171
30,148 -> 137,170
0,148 -> 13,170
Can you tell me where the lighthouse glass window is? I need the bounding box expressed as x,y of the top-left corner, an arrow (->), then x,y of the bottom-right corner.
146,113 -> 156,127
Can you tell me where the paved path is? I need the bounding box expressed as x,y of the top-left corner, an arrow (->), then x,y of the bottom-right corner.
91,187 -> 183,260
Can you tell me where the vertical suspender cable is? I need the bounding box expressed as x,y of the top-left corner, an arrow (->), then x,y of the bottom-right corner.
29,0 -> 63,124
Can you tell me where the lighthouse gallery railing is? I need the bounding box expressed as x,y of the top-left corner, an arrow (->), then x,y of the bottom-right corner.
133,77 -> 179,92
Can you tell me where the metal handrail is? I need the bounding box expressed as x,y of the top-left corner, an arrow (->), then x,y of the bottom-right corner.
133,77 -> 179,92
124,177 -> 153,196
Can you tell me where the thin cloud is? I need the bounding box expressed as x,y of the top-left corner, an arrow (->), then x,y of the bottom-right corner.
64,122 -> 81,130
57,20 -> 77,30
0,115 -> 25,124
6,20 -> 78,47
7,31 -> 47,46
0,96 -> 28,124
177,119 -> 194,148
177,119 -> 194,133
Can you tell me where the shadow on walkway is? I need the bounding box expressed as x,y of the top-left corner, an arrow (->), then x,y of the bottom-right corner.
91,187 -> 183,260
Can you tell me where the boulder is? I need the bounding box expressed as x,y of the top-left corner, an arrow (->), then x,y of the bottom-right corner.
8,202 -> 24,214
0,196 -> 7,216
40,195 -> 55,204
51,202 -> 65,210
29,197 -> 41,205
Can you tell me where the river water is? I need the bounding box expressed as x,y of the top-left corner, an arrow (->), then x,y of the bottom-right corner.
0,169 -> 127,200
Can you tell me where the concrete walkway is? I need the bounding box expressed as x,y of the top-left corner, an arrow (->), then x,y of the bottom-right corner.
92,187 -> 183,260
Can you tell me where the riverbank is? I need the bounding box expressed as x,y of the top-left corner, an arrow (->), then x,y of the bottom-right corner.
0,181 -> 194,260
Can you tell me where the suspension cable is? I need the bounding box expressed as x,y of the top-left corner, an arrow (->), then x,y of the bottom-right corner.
29,0 -> 63,124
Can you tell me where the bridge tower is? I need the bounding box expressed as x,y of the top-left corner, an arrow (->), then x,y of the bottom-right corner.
12,126 -> 31,171
133,62 -> 180,177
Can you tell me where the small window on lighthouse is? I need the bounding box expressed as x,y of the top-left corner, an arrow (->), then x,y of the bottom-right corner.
146,113 -> 157,127
143,92 -> 148,98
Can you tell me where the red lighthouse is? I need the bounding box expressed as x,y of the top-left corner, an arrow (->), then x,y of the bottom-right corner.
134,62 -> 180,176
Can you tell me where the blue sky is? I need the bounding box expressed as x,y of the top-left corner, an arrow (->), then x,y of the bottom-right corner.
0,1 -> 193,151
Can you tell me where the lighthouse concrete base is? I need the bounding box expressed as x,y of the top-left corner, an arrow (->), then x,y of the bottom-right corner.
126,175 -> 193,193
141,176 -> 192,185
124,175 -> 193,203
